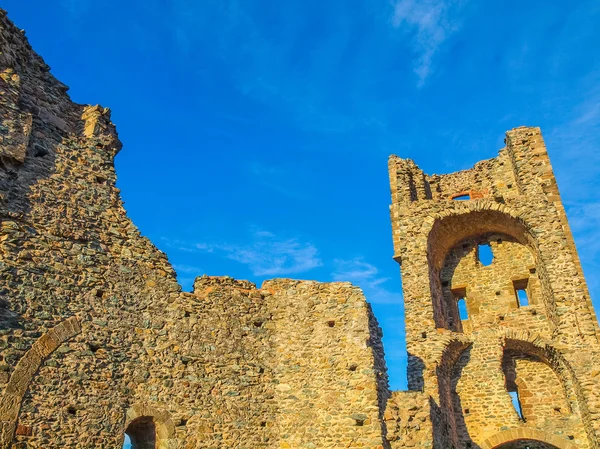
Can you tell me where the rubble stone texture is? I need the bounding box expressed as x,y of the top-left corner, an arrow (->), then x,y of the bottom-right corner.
0,8 -> 598,449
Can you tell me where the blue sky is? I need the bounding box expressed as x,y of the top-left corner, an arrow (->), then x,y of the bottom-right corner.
4,0 -> 600,395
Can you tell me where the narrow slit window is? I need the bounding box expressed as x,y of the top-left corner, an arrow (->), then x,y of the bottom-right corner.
516,289 -> 529,307
513,279 -> 530,307
457,298 -> 468,320
508,390 -> 525,421
452,194 -> 470,201
478,244 -> 494,266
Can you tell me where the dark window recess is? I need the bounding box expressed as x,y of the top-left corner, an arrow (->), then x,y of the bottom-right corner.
125,416 -> 156,449
478,244 -> 494,266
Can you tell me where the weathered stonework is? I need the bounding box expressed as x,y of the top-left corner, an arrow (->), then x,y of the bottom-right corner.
388,126 -> 600,448
0,7 -> 598,449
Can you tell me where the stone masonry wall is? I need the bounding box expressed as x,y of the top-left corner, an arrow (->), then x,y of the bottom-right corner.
0,9 -> 389,449
388,126 -> 600,449
1,6 -> 600,449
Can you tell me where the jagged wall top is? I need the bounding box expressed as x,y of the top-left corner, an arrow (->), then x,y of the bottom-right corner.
388,126 -> 557,205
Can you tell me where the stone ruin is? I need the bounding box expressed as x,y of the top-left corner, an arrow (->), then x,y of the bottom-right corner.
0,8 -> 599,449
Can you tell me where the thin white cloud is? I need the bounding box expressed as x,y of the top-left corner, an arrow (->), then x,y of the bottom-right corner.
172,264 -> 204,275
197,229 -> 322,277
391,0 -> 466,86
332,258 -> 402,304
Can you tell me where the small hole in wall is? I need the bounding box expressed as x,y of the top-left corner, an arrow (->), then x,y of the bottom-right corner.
464,408 -> 470,415
258,367 -> 264,374
498,315 -> 505,321
478,244 -> 494,266
96,176 -> 107,184
354,419 -> 365,426
253,320 -> 264,328
66,406 -> 76,416
568,435 -> 574,440
507,184 -> 513,189
554,407 -> 562,413
178,418 -> 188,426
95,289 -> 104,298
529,267 -> 536,274
260,421 -> 267,427
88,342 -> 101,353
327,320 -> 335,327
497,238 -> 502,244
33,144 -> 49,157
184,311 -> 191,318
496,291 -> 501,296
348,364 -> 358,372
421,332 -> 427,339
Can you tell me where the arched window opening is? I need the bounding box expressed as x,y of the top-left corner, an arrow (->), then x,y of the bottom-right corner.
478,244 -> 494,266
125,416 -> 157,449
457,297 -> 468,320
513,279 -> 530,307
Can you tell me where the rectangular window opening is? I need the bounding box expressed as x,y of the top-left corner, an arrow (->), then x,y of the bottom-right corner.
513,279 -> 530,307
457,298 -> 468,320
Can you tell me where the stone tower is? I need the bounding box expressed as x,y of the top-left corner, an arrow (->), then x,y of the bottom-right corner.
388,127 -> 600,448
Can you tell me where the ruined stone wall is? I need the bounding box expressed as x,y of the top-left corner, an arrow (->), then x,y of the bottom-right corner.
388,127 -> 600,449
0,9 -> 389,449
1,6 -> 600,449
265,280 -> 387,449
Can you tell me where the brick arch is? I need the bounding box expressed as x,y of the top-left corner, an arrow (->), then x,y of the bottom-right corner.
124,403 -> 177,449
480,428 -> 577,449
0,316 -> 81,447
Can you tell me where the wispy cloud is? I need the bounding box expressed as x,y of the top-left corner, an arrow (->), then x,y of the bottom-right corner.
332,257 -> 402,304
172,263 -> 204,274
160,237 -> 203,253
196,229 -> 322,277
391,0 -> 467,86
